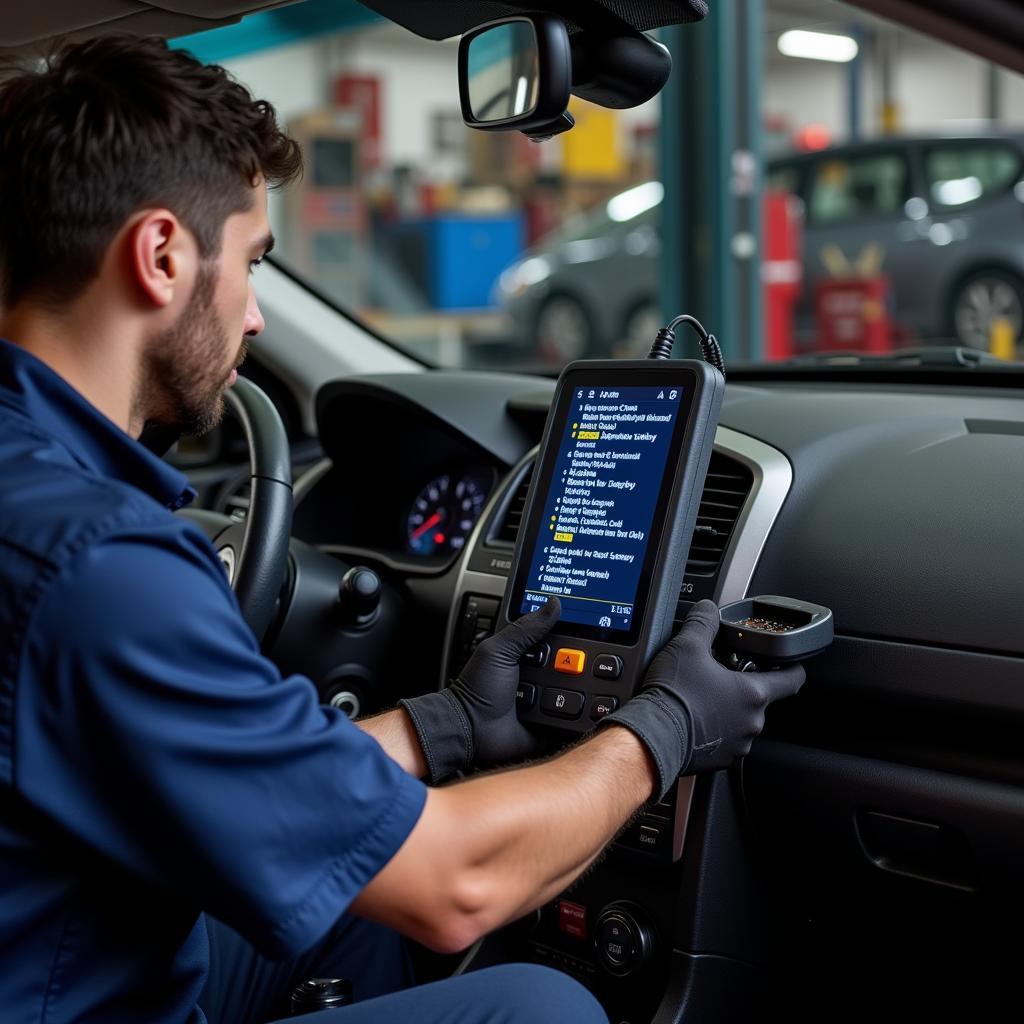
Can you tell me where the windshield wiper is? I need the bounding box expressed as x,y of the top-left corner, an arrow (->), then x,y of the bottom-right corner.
783,346 -> 1011,368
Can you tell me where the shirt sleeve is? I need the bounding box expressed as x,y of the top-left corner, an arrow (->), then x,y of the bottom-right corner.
17,516 -> 426,958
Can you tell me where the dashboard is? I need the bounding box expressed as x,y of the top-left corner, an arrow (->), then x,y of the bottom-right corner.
291,371 -> 539,572
298,371 -> 1024,656
274,367 -> 1024,1020
403,468 -> 494,558
296,459 -> 498,562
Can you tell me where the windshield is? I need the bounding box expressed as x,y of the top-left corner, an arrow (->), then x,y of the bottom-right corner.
179,0 -> 1024,372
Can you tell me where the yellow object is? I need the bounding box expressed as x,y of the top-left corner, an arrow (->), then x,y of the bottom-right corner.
855,243 -> 886,277
554,648 -> 587,675
821,243 -> 887,279
578,430 -> 601,440
821,244 -> 851,278
881,101 -> 901,135
553,531 -> 574,542
990,317 -> 1015,361
562,98 -> 623,180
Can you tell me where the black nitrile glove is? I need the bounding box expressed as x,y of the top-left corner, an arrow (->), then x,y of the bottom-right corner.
600,599 -> 805,800
400,597 -> 561,784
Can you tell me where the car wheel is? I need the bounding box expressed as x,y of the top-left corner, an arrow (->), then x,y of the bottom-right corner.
535,294 -> 594,363
614,300 -> 663,358
950,270 -> 1024,350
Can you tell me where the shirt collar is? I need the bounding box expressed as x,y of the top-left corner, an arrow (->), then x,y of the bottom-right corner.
0,337 -> 195,510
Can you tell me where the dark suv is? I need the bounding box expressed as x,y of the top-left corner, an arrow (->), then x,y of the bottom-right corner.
493,133 -> 1024,358
769,132 -> 1024,349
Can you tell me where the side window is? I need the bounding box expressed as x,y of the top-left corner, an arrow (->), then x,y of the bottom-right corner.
807,152 -> 909,226
766,163 -> 800,195
925,144 -> 1022,208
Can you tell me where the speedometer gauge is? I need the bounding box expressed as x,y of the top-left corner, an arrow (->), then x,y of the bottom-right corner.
406,471 -> 490,557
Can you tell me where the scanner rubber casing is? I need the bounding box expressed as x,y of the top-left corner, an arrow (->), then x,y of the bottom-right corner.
498,358 -> 725,733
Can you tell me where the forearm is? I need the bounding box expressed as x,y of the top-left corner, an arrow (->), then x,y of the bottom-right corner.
450,725 -> 656,923
355,707 -> 427,778
353,724 -> 656,951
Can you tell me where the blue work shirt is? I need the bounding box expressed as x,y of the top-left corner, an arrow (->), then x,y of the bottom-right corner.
0,338 -> 427,1024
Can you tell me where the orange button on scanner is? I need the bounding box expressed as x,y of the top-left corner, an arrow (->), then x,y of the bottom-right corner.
554,648 -> 586,675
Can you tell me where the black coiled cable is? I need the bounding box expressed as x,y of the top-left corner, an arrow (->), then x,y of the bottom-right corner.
647,314 -> 725,377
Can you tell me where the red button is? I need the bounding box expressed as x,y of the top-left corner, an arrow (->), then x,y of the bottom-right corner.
557,900 -> 587,940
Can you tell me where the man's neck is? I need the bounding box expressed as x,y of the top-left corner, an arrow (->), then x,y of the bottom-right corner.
0,300 -> 142,436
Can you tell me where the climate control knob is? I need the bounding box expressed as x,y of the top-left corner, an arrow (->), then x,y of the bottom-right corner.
594,902 -> 656,977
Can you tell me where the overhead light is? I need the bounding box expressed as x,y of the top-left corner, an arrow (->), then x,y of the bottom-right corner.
778,30 -> 859,63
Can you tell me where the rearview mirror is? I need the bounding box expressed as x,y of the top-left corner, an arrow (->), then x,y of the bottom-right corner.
458,14 -> 573,140
465,20 -> 540,122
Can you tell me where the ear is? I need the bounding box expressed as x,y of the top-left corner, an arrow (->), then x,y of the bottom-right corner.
127,209 -> 198,310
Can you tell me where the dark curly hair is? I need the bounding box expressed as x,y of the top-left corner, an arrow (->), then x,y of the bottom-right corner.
0,34 -> 303,308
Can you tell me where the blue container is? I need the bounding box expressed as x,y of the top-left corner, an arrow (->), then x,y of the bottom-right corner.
393,214 -> 525,310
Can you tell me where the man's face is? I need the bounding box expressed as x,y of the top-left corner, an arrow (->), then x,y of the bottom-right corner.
140,181 -> 272,436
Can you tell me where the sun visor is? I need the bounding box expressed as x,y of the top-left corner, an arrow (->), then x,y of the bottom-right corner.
356,0 -> 707,41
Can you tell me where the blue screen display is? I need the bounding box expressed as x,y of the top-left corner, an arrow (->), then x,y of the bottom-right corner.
519,384 -> 684,632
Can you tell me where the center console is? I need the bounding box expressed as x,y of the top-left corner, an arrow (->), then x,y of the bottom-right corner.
440,425 -> 793,1019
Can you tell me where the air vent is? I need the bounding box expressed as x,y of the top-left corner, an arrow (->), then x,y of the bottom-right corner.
685,452 -> 753,579
494,467 -> 533,544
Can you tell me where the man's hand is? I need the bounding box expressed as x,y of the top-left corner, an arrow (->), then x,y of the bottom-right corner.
400,598 -> 561,783
601,599 -> 805,799
355,601 -> 804,954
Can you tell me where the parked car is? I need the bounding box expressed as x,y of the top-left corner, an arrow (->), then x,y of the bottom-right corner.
493,133 -> 1024,359
492,180 -> 665,362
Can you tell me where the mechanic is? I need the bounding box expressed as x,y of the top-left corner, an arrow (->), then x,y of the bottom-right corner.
0,35 -> 805,1024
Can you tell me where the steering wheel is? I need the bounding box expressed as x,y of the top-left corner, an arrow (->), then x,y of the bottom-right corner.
179,376 -> 293,642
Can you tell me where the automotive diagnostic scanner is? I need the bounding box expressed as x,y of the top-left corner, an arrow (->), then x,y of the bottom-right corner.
499,358 -> 725,733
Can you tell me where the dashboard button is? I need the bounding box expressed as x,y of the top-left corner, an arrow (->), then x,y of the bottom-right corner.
589,695 -> 619,721
557,900 -> 587,940
521,643 -> 550,667
595,904 -> 656,977
637,823 -> 663,851
618,815 -> 672,858
516,683 -> 536,709
554,648 -> 586,675
593,654 -> 623,680
541,687 -> 585,719
596,916 -> 637,969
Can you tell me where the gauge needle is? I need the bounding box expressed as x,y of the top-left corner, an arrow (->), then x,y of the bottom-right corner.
411,510 -> 443,541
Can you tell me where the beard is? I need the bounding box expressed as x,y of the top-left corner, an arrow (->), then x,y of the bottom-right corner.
137,263 -> 247,438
